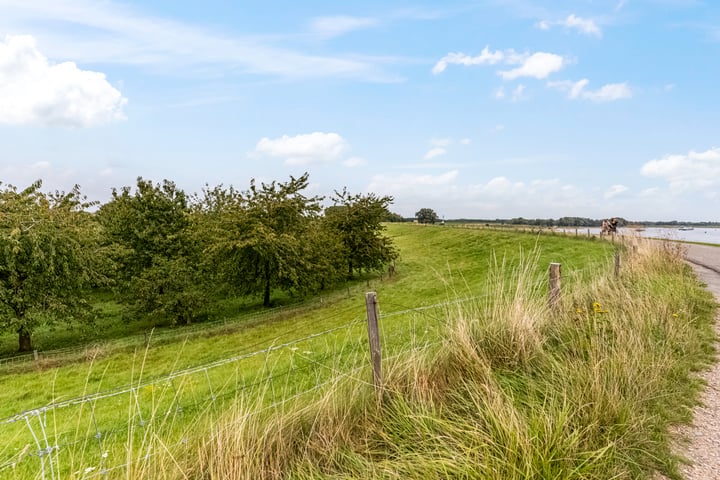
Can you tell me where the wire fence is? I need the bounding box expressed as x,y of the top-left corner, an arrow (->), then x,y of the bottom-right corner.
0,298 -> 331,369
0,292 -> 468,479
0,251 -> 623,479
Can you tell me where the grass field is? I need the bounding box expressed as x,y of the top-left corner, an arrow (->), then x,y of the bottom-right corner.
0,224 -> 715,479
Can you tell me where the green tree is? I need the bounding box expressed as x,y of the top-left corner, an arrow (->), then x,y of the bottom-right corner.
326,189 -> 398,278
415,208 -> 439,224
384,211 -> 406,223
0,181 -> 104,351
98,178 -> 204,324
204,173 -> 323,307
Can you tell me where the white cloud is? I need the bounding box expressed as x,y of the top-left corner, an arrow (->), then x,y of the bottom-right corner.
0,34 -> 127,127
369,170 -> 459,192
499,52 -> 565,80
495,86 -> 506,99
368,171 -> 593,217
561,15 -> 602,37
434,47 -> 565,81
489,124 -> 505,134
0,0 -> 396,82
424,147 -> 447,160
605,184 -> 628,199
254,132 -> 348,166
432,46 -> 504,74
423,138 -> 461,159
460,138 -> 471,145
343,156 -> 367,167
310,16 -> 379,38
536,14 -> 602,37
583,83 -> 632,101
549,79 -> 632,102
641,147 -> 720,193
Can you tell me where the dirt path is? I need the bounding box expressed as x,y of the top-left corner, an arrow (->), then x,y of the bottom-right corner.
674,244 -> 720,479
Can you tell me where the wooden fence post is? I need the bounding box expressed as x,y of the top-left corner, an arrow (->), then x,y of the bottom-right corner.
614,251 -> 620,278
365,292 -> 382,393
33,349 -> 39,365
549,263 -> 562,310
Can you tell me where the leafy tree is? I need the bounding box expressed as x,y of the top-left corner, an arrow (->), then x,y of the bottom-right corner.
98,178 -> 204,324
384,211 -> 406,223
0,181 -> 105,351
204,173 -> 323,307
415,208 -> 439,224
326,189 -> 398,278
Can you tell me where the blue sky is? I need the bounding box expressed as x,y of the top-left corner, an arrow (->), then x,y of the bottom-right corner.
1,0 -> 719,221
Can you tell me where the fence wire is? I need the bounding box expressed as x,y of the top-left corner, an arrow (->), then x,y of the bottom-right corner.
0,294 -> 462,479
0,255 -> 615,479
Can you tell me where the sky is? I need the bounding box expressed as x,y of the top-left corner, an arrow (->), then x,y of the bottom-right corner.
1,0 -> 719,222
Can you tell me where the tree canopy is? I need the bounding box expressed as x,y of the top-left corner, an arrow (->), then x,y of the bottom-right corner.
0,181 -> 104,351
415,208 -> 439,224
0,174 -> 402,348
202,173 -> 325,307
98,178 -> 205,325
326,189 -> 398,278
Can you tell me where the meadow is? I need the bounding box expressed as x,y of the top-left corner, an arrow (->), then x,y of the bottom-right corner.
0,224 -> 715,479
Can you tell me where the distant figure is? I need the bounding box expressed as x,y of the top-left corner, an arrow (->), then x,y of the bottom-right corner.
601,218 -> 618,235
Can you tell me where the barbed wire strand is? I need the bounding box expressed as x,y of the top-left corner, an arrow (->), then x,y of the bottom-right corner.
0,318 -> 365,425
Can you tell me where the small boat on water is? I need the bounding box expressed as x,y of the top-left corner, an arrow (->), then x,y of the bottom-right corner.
678,226 -> 694,231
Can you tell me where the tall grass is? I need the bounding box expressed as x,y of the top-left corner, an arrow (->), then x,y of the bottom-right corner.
117,237 -> 716,480
3,234 -> 714,479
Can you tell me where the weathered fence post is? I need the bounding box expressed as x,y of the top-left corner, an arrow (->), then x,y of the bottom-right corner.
614,251 -> 620,278
365,292 -> 382,394
33,350 -> 39,365
549,263 -> 562,310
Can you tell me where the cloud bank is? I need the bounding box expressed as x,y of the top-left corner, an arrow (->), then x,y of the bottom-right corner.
254,132 -> 349,166
538,14 -> 602,37
548,79 -> 632,102
433,46 -> 565,80
641,147 -> 720,193
0,34 -> 127,127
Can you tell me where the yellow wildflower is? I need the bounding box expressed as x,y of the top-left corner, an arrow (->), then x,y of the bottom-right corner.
592,302 -> 608,314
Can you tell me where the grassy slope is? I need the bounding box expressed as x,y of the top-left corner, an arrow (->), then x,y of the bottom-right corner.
185,234 -> 717,480
0,225 -> 614,414
3,225 -> 712,479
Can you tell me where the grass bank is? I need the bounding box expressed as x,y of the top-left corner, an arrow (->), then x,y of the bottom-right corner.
2,226 -> 715,479
169,237 -> 715,479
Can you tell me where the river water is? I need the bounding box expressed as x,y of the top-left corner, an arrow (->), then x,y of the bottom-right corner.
557,227 -> 720,245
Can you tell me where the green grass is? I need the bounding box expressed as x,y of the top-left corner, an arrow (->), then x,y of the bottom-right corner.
0,224 -> 714,479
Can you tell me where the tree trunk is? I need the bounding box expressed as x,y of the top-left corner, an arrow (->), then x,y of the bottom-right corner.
18,325 -> 32,352
263,261 -> 271,307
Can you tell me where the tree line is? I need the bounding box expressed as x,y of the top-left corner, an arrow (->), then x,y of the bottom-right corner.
0,174 -> 398,351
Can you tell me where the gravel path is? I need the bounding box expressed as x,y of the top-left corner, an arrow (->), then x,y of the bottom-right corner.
673,244 -> 720,479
